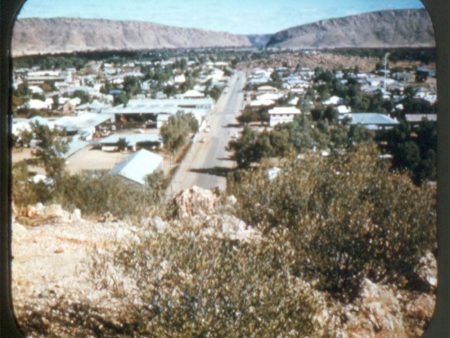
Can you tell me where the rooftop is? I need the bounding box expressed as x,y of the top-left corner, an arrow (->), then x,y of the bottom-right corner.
268,107 -> 301,115
109,149 -> 163,185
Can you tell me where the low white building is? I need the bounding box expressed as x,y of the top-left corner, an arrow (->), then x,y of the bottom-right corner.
256,92 -> 284,101
26,98 -> 53,110
322,95 -> 344,106
337,105 -> 352,114
256,85 -> 278,93
249,99 -> 275,107
268,106 -> 301,127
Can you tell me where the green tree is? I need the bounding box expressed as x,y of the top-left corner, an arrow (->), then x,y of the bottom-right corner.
30,122 -> 69,179
123,76 -> 142,97
116,138 -> 129,151
160,112 -> 198,154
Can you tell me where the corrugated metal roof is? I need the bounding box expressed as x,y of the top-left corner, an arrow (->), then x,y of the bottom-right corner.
55,113 -> 114,132
14,113 -> 114,133
91,133 -> 162,145
340,113 -> 399,130
269,107 -> 301,115
63,136 -> 88,158
109,149 -> 163,185
102,98 -> 213,115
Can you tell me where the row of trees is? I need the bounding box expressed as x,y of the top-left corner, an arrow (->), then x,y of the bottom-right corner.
228,115 -> 372,168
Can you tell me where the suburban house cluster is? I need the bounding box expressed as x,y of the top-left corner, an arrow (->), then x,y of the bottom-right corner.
12,56 -> 230,185
242,60 -> 436,130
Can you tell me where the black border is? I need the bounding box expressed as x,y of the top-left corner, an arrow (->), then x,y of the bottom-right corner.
0,1 -> 449,337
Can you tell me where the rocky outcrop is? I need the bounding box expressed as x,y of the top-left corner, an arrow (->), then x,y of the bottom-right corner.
11,187 -> 436,337
340,279 -> 407,337
267,9 -> 435,49
12,17 -> 252,57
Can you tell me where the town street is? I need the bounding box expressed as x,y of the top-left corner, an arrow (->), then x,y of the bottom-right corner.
167,71 -> 246,197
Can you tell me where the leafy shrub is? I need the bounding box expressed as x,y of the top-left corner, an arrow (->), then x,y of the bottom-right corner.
91,224 -> 323,337
160,112 -> 199,154
54,170 -> 167,218
228,144 -> 437,299
12,161 -> 53,207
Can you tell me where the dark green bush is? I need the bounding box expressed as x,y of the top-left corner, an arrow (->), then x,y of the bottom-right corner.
54,170 -> 167,218
228,144 -> 437,299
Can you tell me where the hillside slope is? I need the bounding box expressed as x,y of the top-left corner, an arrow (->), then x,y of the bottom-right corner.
12,17 -> 252,56
266,9 -> 434,49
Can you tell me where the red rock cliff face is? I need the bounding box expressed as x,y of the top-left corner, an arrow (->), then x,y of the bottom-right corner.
12,17 -> 252,56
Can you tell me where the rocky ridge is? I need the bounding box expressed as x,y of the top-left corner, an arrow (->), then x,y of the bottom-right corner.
12,17 -> 251,57
12,9 -> 435,56
266,9 -> 435,49
12,187 -> 436,337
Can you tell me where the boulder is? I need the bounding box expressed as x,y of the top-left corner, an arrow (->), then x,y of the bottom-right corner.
173,186 -> 218,218
342,279 -> 406,337
415,251 -> 437,290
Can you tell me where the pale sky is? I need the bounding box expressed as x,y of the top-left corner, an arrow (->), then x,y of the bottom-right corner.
18,0 -> 425,35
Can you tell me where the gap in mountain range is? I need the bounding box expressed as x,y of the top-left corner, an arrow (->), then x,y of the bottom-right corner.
12,8 -> 434,57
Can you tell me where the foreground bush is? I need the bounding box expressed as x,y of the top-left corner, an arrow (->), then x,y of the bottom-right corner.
228,144 -> 437,299
91,225 -> 324,337
54,170 -> 167,218
13,169 -> 167,219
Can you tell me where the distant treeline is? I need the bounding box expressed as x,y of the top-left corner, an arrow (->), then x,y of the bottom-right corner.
327,48 -> 436,64
13,50 -> 180,69
12,48 -> 249,70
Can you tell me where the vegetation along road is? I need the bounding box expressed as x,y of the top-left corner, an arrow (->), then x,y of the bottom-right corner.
168,71 -> 246,196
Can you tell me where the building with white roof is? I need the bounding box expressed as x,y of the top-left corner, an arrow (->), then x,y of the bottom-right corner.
178,90 -> 205,99
103,98 -> 214,128
322,96 -> 344,106
339,112 -> 399,130
256,93 -> 284,102
26,99 -> 53,110
268,106 -> 301,127
257,85 -> 278,93
109,149 -> 163,185
249,99 -> 275,108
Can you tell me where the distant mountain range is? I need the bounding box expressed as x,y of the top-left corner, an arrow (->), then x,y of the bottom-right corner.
12,9 -> 434,57
12,17 -> 252,56
266,9 -> 434,49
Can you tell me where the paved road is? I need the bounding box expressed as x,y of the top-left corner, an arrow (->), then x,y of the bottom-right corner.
167,71 -> 246,196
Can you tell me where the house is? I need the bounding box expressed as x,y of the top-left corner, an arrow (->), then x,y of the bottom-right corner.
256,85 -> 278,93
288,97 -> 299,106
268,106 -> 301,127
405,114 -> 437,124
256,93 -> 284,102
337,105 -> 351,114
26,98 -> 53,110
179,90 -> 205,99
109,149 -> 163,185
339,113 -> 399,130
249,99 -> 275,108
174,74 -> 186,84
322,96 -> 344,106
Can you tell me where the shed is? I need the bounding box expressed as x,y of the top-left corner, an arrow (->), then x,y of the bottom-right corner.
109,149 -> 163,185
